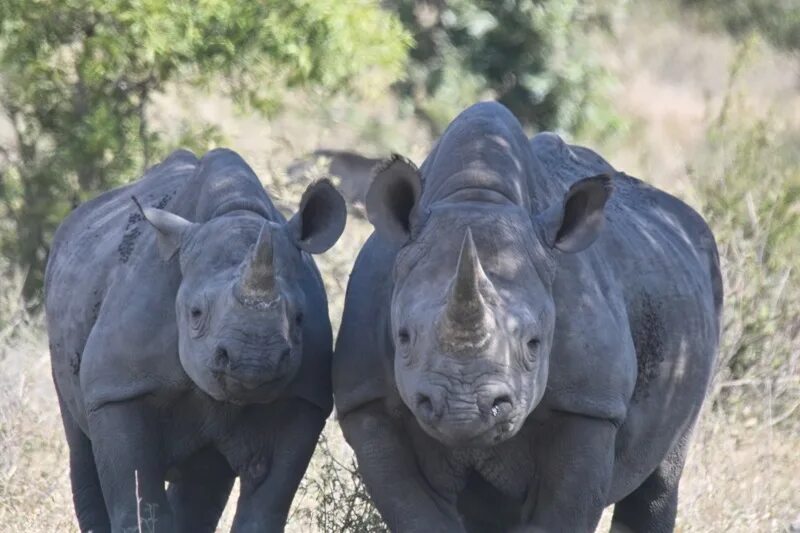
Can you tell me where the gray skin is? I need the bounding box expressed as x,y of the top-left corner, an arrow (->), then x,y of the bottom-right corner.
333,102 -> 722,532
45,148 -> 347,533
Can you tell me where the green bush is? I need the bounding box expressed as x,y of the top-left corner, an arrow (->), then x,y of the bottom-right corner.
0,0 -> 410,301
689,49 -> 800,417
388,0 -> 626,135
682,0 -> 800,53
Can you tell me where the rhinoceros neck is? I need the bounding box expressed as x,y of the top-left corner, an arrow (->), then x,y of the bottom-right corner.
424,167 -> 523,207
418,103 -> 552,211
179,150 -> 280,224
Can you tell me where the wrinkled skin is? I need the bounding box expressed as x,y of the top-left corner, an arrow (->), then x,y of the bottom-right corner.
333,102 -> 722,532
46,149 -> 346,532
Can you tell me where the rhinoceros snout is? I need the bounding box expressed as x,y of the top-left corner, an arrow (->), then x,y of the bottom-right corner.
208,341 -> 296,395
411,382 -> 517,447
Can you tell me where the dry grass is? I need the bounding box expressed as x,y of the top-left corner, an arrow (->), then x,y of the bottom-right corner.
2,333 -> 798,531
0,319 -> 73,532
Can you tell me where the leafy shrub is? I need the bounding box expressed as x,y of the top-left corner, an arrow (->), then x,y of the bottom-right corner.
682,0 -> 800,53
689,46 -> 800,421
388,0 -> 627,135
0,0 -> 410,301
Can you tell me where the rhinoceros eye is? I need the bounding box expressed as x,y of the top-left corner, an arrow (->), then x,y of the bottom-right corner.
520,336 -> 540,370
525,337 -> 540,362
189,297 -> 210,338
397,327 -> 411,345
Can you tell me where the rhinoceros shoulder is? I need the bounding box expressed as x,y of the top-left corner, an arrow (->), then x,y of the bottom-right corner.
333,233 -> 399,417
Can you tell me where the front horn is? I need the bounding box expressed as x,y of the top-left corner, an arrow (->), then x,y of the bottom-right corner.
236,222 -> 278,303
440,228 -> 495,342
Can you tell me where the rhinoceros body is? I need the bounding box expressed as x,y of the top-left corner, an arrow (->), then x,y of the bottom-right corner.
333,102 -> 721,532
46,149 -> 345,532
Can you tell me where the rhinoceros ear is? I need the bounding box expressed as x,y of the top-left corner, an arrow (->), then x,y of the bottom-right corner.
287,179 -> 347,254
537,175 -> 612,254
365,154 -> 421,246
132,196 -> 195,260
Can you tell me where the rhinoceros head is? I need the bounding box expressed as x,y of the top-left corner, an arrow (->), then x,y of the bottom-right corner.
366,156 -> 610,447
136,180 -> 346,404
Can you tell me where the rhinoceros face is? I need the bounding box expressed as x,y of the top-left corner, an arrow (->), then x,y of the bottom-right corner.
366,157 -> 610,447
138,180 -> 345,404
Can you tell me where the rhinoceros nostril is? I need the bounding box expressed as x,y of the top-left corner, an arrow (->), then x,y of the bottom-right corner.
491,394 -> 513,417
214,346 -> 229,367
416,393 -> 437,421
492,394 -> 512,408
277,347 -> 291,368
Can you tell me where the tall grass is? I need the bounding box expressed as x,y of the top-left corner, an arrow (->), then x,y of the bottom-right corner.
688,43 -> 800,426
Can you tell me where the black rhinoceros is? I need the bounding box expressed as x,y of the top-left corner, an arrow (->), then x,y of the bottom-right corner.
46,148 -> 346,532
333,102 -> 722,532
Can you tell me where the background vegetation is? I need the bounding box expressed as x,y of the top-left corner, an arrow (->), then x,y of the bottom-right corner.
0,0 -> 409,299
0,0 -> 798,531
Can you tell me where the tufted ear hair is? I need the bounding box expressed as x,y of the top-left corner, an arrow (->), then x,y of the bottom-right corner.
286,179 -> 347,254
536,175 -> 612,254
132,196 -> 196,260
365,154 -> 422,246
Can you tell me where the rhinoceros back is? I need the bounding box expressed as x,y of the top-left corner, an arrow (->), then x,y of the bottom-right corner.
46,150 -> 199,296
45,151 -> 201,424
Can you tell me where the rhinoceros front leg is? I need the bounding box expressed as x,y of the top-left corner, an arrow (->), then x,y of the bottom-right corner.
167,446 -> 236,533
340,401 -> 465,533
225,399 -> 327,533
518,412 -> 617,533
86,400 -> 174,533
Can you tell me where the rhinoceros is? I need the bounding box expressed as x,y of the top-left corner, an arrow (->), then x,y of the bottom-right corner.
45,148 -> 346,532
333,102 -> 722,532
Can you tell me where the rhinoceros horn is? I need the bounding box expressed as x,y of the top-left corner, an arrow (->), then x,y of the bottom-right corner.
236,222 -> 278,303
440,228 -> 494,345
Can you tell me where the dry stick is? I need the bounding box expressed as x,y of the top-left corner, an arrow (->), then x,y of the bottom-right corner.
770,398 -> 800,426
766,380 -> 775,526
135,470 -> 143,533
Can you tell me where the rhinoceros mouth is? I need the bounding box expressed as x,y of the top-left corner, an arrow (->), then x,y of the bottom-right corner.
415,412 -> 520,449
205,356 -> 298,404
213,374 -> 290,404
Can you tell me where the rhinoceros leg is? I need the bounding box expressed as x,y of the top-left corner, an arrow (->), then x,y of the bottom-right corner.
521,412 -> 617,532
226,399 -> 327,532
167,446 -> 235,533
87,400 -> 174,533
339,401 -> 466,533
609,431 -> 691,533
56,387 -> 110,533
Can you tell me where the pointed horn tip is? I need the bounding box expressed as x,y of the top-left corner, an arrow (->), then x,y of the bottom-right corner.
255,222 -> 275,252
237,222 -> 278,298
446,229 -> 483,306
456,227 -> 482,274
461,226 -> 476,252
